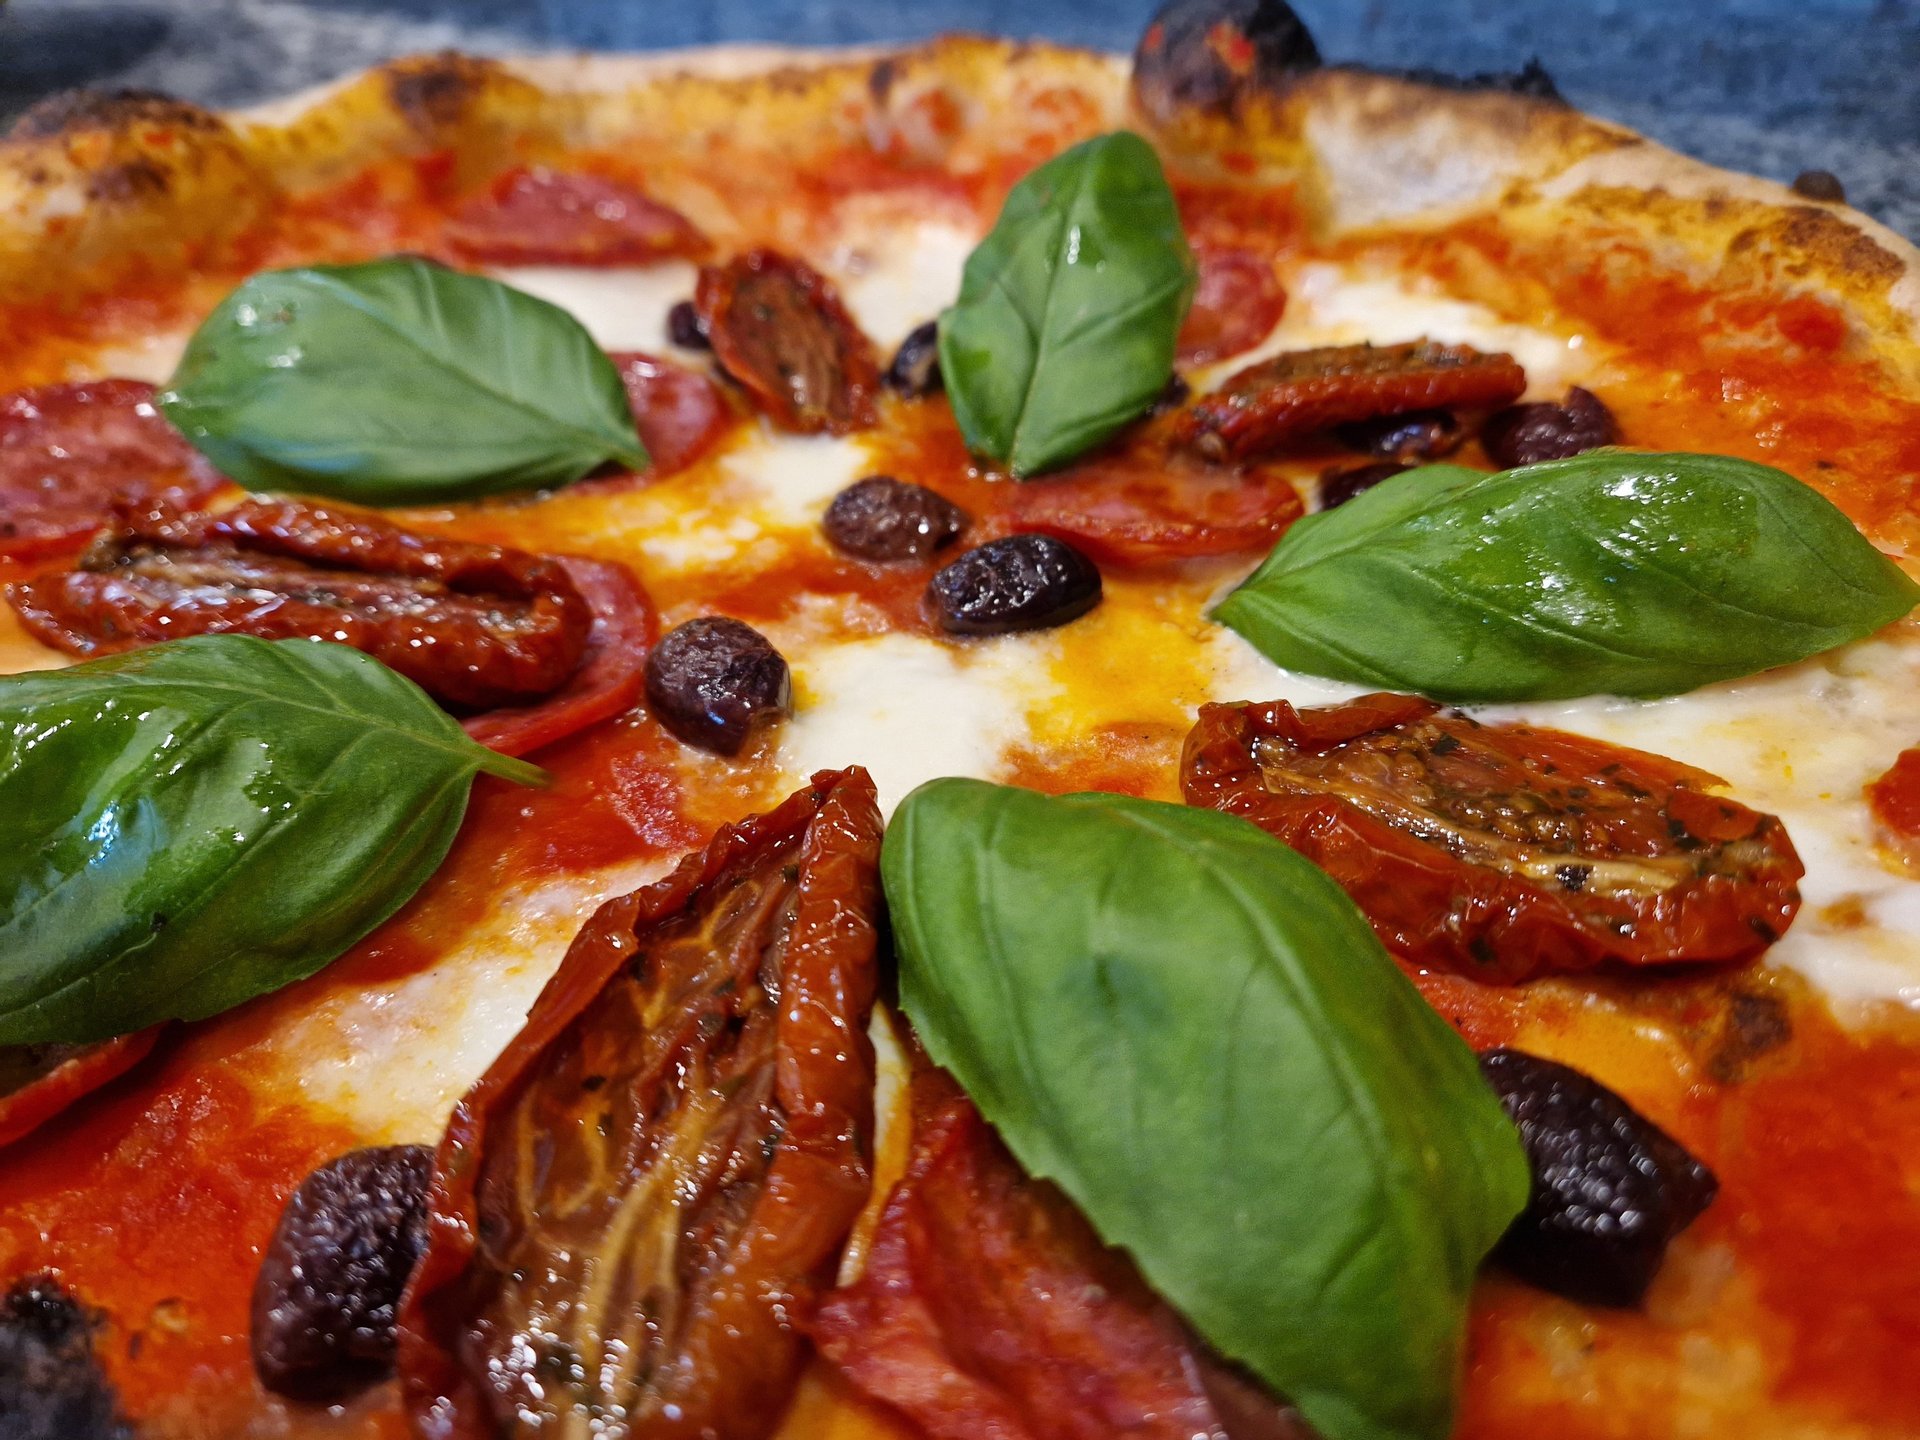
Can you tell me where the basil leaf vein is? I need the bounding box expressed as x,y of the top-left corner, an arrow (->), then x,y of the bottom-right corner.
1216,451 -> 1919,701
939,131 -> 1196,477
883,778 -> 1528,1440
161,257 -> 646,504
0,635 -> 540,1045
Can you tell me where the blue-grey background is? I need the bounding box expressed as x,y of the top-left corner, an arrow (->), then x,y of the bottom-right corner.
2,0 -> 1915,237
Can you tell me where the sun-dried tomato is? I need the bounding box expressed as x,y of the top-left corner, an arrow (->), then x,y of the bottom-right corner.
812,1072 -> 1308,1440
0,379 -> 227,561
608,351 -> 737,475
1866,746 -> 1920,869
8,498 -> 602,710
441,166 -> 709,266
0,1028 -> 163,1151
1176,341 -> 1526,462
696,249 -> 881,435
1182,695 -> 1804,981
398,769 -> 884,1440
1004,422 -> 1304,567
1176,245 -> 1287,366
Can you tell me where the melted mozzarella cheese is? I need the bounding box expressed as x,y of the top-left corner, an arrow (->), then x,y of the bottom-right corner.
490,261 -> 702,353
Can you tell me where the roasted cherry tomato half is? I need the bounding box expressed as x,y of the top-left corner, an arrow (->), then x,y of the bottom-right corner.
399,769 -> 884,1439
1182,694 -> 1804,981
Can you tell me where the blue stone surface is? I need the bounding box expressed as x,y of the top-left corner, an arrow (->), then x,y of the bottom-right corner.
1,0 -> 1915,236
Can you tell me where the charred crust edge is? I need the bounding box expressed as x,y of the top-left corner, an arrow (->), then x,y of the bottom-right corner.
7,89 -> 226,143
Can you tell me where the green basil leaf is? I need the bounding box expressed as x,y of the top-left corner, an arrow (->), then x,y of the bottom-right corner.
0,635 -> 542,1045
938,131 -> 1196,477
160,257 -> 646,503
883,778 -> 1528,1440
1216,451 -> 1920,701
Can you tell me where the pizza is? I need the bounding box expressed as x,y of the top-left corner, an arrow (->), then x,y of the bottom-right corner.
1,2 -> 1918,1438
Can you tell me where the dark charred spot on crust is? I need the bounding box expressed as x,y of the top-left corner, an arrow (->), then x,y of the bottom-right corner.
1133,0 -> 1323,125
1352,57 -> 1565,104
867,56 -> 899,106
1790,169 -> 1847,204
84,158 -> 170,204
0,1277 -> 130,1440
7,88 -> 223,142
385,52 -> 501,136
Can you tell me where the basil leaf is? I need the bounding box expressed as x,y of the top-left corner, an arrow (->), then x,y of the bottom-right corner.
161,257 -> 646,504
1216,452 -> 1920,701
938,131 -> 1196,477
884,779 -> 1528,1440
0,635 -> 542,1045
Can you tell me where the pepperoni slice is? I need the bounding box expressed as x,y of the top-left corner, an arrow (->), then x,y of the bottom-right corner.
1176,245 -> 1286,366
0,379 -> 226,562
1182,694 -> 1805,981
0,1028 -> 164,1151
1177,341 -> 1527,462
695,249 -> 881,435
607,351 -> 736,475
399,769 -> 882,1436
462,555 -> 654,758
1867,747 -> 1920,867
441,166 -> 709,267
812,1076 -> 1306,1440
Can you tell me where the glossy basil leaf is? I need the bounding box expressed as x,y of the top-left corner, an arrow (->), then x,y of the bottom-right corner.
1216,452 -> 1920,701
883,779 -> 1528,1440
0,635 -> 542,1046
161,257 -> 646,504
938,131 -> 1196,477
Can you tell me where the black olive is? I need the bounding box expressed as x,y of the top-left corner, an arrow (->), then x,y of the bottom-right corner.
0,1277 -> 128,1440
1152,371 -> 1194,414
1133,0 -> 1322,126
1790,169 -> 1846,204
1317,460 -> 1409,510
883,319 -> 943,396
645,616 -> 793,755
822,475 -> 969,562
928,534 -> 1102,635
250,1144 -> 433,1402
1334,407 -> 1463,462
1480,386 -> 1619,469
667,298 -> 710,350
1480,1049 -> 1718,1306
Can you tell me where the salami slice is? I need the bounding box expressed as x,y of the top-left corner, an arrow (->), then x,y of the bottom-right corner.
442,167 -> 709,267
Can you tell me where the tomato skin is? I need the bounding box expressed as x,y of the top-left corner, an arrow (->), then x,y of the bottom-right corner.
1182,695 -> 1805,982
399,769 -> 884,1440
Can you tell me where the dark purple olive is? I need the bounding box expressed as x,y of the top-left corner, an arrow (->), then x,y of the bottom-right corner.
0,1276 -> 127,1440
1334,408 -> 1462,462
1152,371 -> 1194,415
1480,1049 -> 1718,1307
928,534 -> 1102,636
1790,169 -> 1846,204
667,298 -> 710,350
251,1145 -> 433,1402
1317,461 -> 1409,510
1480,387 -> 1619,469
1133,0 -> 1322,126
884,319 -> 943,396
645,616 -> 793,755
823,476 -> 969,562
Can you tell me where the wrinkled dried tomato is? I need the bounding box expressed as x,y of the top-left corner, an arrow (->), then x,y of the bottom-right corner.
812,1072 -> 1308,1440
695,249 -> 881,434
1177,341 -> 1526,462
398,769 -> 884,1440
8,498 -> 597,711
0,1028 -> 163,1152
441,166 -> 709,266
1182,695 -> 1804,981
1177,244 -> 1287,366
0,379 -> 226,562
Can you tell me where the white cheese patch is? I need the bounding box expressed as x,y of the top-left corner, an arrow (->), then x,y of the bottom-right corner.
828,217 -> 978,350
87,330 -> 191,385
727,431 -> 874,533
779,631 -> 1061,816
263,857 -> 672,1141
488,261 -> 702,354
1210,261 -> 1599,396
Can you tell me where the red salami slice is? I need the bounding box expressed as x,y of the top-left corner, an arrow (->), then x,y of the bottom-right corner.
0,1028 -> 164,1151
1177,245 -> 1287,365
608,352 -> 737,475
0,379 -> 226,561
442,167 -> 710,267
